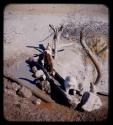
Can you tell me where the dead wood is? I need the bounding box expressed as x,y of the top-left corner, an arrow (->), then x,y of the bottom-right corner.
4,72 -> 55,103
49,24 -> 63,59
49,24 -> 55,33
54,32 -> 57,59
80,31 -> 102,85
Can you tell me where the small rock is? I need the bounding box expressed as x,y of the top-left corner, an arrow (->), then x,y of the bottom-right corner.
5,82 -> 13,89
17,86 -> 32,98
32,99 -> 41,105
40,80 -> 51,94
81,92 -> 102,112
12,82 -> 21,91
4,89 -> 15,96
14,100 -> 20,105
34,70 -> 46,80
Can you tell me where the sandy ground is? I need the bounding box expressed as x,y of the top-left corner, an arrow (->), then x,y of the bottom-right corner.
3,4 -> 109,121
4,4 -> 108,60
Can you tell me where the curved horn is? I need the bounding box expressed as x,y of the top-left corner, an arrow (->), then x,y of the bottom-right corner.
80,31 -> 102,85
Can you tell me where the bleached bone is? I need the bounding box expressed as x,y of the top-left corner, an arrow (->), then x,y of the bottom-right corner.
33,69 -> 46,80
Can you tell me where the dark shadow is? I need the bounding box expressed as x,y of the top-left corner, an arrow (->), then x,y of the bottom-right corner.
19,77 -> 38,85
48,79 -> 70,106
26,53 -> 44,68
37,53 -> 44,67
26,45 -> 43,53
54,72 -> 65,90
57,49 -> 64,52
26,44 -> 45,53
25,58 -> 42,70
75,92 -> 90,112
39,44 -> 45,51
25,64 -> 33,73
33,54 -> 39,57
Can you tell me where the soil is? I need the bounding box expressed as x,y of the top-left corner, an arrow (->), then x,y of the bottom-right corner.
3,4 -> 109,121
4,76 -> 108,121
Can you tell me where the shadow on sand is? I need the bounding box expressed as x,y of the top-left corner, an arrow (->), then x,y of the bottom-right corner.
26,43 -> 45,53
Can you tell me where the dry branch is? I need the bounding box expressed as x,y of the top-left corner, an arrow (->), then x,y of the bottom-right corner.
4,72 -> 55,103
49,24 -> 63,59
49,24 -> 55,33
80,31 -> 102,85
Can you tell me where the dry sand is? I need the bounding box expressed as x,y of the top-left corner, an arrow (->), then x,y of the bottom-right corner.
4,4 -> 108,59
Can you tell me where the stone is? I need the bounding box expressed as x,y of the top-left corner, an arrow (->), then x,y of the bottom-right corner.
12,82 -> 21,91
81,92 -> 102,112
32,99 -> 41,105
17,86 -> 32,98
4,89 -> 15,96
5,82 -> 13,89
33,70 -> 46,80
41,80 -> 51,94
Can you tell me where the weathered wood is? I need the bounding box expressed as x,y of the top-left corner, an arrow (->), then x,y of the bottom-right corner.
54,30 -> 58,59
49,24 -> 63,60
49,24 -> 57,59
80,31 -> 102,85
4,72 -> 55,103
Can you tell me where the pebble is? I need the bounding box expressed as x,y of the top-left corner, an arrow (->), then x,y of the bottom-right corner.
12,82 -> 21,91
32,99 -> 41,105
17,86 -> 32,98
